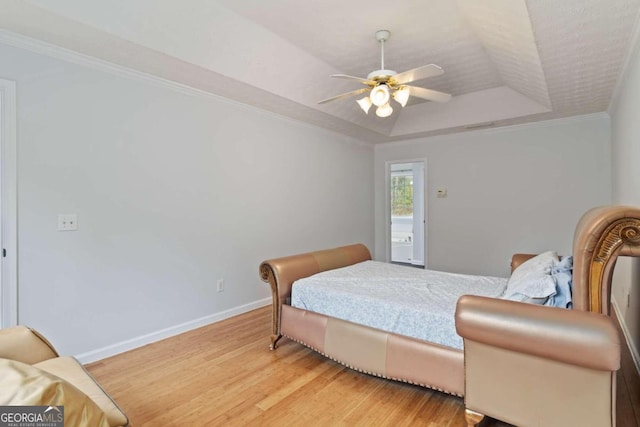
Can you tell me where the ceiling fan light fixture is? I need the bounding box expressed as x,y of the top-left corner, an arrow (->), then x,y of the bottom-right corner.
370,84 -> 390,107
393,86 -> 410,107
318,30 -> 450,119
357,96 -> 373,114
376,102 -> 393,118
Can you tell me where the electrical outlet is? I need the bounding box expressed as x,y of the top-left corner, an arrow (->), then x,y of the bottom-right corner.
217,278 -> 224,293
58,214 -> 78,231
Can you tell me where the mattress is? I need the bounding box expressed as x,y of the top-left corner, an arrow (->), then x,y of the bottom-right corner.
291,260 -> 507,349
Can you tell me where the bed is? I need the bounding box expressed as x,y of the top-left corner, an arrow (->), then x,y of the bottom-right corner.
259,205 -> 640,420
290,260 -> 511,350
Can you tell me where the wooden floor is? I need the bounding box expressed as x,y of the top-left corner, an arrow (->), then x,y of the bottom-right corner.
87,306 -> 640,426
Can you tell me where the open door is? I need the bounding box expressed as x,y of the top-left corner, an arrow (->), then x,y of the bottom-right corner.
389,161 -> 425,267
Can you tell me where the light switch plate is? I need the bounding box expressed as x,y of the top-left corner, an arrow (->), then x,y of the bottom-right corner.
58,214 -> 78,231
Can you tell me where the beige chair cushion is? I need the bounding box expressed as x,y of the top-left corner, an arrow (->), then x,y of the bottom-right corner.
35,356 -> 129,427
0,358 -> 109,427
0,326 -> 58,364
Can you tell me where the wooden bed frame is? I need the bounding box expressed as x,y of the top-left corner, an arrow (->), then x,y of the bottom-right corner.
259,205 -> 640,398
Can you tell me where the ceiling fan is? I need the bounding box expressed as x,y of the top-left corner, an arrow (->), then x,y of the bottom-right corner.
318,30 -> 451,118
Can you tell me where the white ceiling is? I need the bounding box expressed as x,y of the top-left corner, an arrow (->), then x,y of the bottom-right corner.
1,0 -> 639,143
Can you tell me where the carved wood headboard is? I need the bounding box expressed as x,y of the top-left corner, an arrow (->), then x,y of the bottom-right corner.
572,206 -> 640,314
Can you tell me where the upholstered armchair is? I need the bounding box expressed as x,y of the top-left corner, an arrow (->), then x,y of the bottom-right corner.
0,325 -> 129,427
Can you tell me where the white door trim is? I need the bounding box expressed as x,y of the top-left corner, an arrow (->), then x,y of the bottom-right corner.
0,79 -> 18,327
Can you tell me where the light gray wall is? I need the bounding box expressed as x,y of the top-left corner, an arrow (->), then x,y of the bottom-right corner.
1,42 -> 374,357
610,27 -> 640,364
375,115 -> 612,277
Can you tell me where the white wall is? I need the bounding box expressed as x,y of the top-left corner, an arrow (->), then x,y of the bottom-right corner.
610,23 -> 640,364
375,115 -> 612,277
0,42 -> 374,358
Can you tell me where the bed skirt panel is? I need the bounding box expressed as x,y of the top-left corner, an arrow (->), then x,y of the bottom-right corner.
324,317 -> 388,375
386,334 -> 464,395
281,305 -> 464,396
281,305 -> 328,353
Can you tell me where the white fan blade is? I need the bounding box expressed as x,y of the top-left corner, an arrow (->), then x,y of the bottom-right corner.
393,64 -> 444,85
331,74 -> 377,86
318,87 -> 370,104
407,86 -> 451,103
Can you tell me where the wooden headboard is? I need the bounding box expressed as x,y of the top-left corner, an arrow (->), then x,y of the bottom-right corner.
572,206 -> 640,314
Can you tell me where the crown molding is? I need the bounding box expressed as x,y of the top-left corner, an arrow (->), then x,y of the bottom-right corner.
0,30 -> 220,100
376,112 -> 610,149
0,30 -> 374,148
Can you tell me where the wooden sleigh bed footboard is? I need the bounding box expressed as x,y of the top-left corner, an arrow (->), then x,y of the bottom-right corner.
259,243 -> 466,395
259,243 -> 372,350
258,205 -> 640,402
280,304 -> 465,395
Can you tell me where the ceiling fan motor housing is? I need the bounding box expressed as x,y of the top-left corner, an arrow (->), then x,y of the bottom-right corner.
367,69 -> 398,81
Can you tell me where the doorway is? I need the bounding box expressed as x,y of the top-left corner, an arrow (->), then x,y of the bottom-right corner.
0,79 -> 17,328
388,161 -> 426,267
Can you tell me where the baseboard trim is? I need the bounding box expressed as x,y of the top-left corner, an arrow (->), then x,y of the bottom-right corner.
612,300 -> 640,376
76,297 -> 271,364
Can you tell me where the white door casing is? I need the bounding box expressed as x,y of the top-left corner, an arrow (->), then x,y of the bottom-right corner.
0,79 -> 18,327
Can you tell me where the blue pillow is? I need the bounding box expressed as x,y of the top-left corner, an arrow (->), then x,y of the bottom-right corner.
551,255 -> 573,274
547,256 -> 573,309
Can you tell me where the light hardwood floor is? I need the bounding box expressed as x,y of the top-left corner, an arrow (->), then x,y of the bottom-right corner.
87,306 -> 640,426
